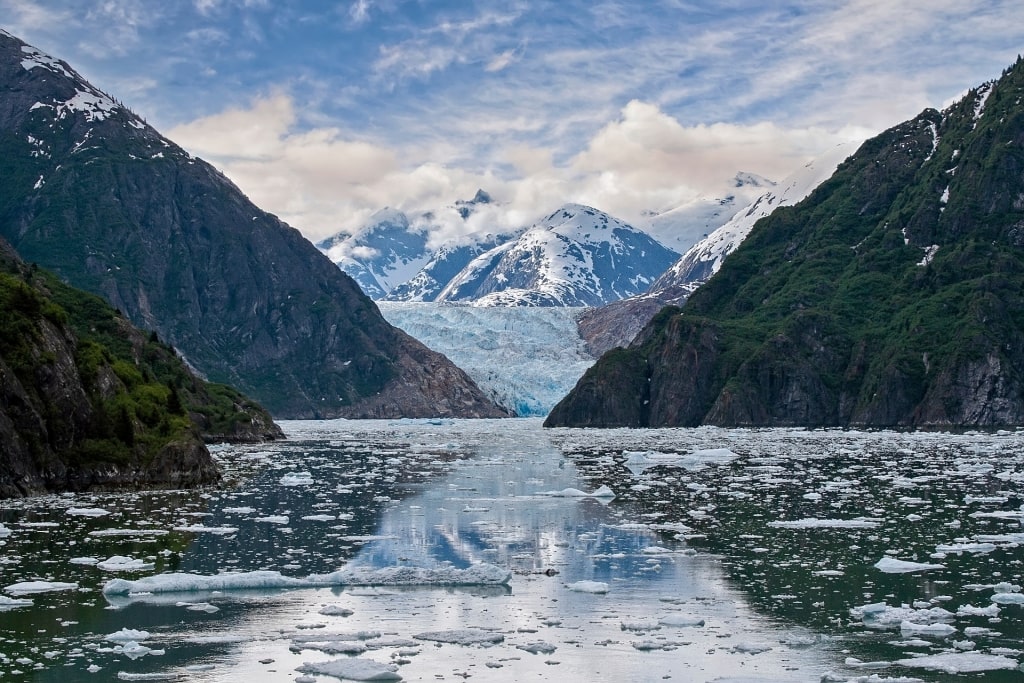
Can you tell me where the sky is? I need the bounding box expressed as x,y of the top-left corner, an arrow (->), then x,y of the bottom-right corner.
4,0 -> 1024,244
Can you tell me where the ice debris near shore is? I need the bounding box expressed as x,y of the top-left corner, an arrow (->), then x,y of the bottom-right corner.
102,563 -> 511,595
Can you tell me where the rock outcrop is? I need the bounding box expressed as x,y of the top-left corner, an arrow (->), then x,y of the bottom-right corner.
548,57 -> 1024,429
1,238 -> 263,498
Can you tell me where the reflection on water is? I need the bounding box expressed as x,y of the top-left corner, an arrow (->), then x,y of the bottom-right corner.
2,420 -> 1022,681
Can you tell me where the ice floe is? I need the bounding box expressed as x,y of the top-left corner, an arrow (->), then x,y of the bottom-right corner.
103,563 -> 511,595
4,580 -> 78,595
873,557 -> 945,573
297,658 -> 401,681
894,652 -> 1019,673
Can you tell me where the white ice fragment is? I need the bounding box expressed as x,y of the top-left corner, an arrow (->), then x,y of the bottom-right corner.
850,603 -> 954,629
67,507 -> 110,517
70,557 -> 100,565
298,658 -> 401,681
623,448 -> 737,474
102,563 -> 511,596
319,605 -> 354,617
874,557 -> 945,573
894,652 -> 1018,674
770,518 -> 880,529
172,525 -> 238,535
538,485 -> 615,499
4,581 -> 78,595
280,472 -> 314,486
222,507 -> 256,514
992,593 -> 1024,605
413,629 -> 504,645
516,641 -> 557,654
106,628 -> 151,643
658,615 -> 705,627
899,620 -> 957,636
731,641 -> 773,654
0,523 -> 10,537
565,580 -> 609,594
0,595 -> 33,610
957,604 -> 1000,617
255,515 -> 289,524
97,556 -> 156,572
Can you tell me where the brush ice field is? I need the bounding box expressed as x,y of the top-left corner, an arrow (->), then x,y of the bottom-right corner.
2,419 -> 1024,682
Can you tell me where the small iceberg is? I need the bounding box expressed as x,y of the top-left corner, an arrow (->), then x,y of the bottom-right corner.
538,485 -> 615,500
623,448 -> 737,475
103,563 -> 511,596
874,557 -> 945,573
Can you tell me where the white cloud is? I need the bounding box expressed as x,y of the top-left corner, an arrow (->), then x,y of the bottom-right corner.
349,0 -> 371,25
166,94 -> 858,244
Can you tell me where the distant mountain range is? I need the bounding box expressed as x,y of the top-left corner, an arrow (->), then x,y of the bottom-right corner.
0,29 -> 505,420
578,142 -> 859,355
548,56 -> 1024,429
319,202 -> 679,307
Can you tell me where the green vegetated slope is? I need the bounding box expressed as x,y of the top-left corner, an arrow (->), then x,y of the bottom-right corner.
547,57 -> 1024,429
0,30 -> 505,419
0,239 -> 281,497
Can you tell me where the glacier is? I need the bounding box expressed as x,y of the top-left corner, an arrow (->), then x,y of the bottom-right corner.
377,302 -> 595,416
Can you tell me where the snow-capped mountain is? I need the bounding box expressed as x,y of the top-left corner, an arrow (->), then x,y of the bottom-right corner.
383,232 -> 518,302
648,142 -> 860,302
429,204 -> 679,307
577,142 -> 860,356
641,172 -> 776,252
316,208 -> 430,299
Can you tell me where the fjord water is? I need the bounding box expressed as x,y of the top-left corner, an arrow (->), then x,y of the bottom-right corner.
2,420 -> 1023,682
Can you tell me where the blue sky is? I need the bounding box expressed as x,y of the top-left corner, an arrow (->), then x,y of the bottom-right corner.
4,0 -> 1024,241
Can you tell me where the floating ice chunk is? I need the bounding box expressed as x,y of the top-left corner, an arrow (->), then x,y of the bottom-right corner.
623,448 -> 737,474
173,525 -> 239,535
516,641 -> 557,654
105,641 -> 164,660
0,523 -> 10,537
850,603 -> 954,629
67,507 -> 110,517
0,595 -> 33,610
298,658 -> 401,681
222,507 -> 256,514
894,652 -> 1018,673
769,518 -> 880,529
302,514 -> 337,522
565,580 -> 609,594
103,563 -> 511,596
934,543 -> 996,554
899,621 -> 956,636
97,556 -> 156,572
620,621 -> 660,632
255,515 -> 289,524
991,593 -> 1024,605
874,557 -> 945,573
958,604 -> 1000,617
70,556 -> 100,565
731,641 -> 773,654
413,629 -> 504,645
90,528 -> 168,538
180,602 -> 219,613
116,673 -> 178,681
538,485 -> 615,499
295,640 -> 367,655
280,472 -> 315,486
658,615 -> 705,627
319,605 -> 354,617
5,580 -> 78,595
106,628 -> 151,643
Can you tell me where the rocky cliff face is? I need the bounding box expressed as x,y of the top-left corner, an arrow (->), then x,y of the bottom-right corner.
0,30 -> 505,419
0,239 -> 232,498
548,57 -> 1024,429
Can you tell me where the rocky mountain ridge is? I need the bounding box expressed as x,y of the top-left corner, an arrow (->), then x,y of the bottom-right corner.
547,57 -> 1024,429
0,30 -> 505,419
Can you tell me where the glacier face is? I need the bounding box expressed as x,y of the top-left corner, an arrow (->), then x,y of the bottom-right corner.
377,302 -> 596,417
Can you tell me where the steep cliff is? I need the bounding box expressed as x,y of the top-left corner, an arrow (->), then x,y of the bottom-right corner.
547,57 -> 1024,429
0,30 -> 505,419
0,239 -> 274,497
